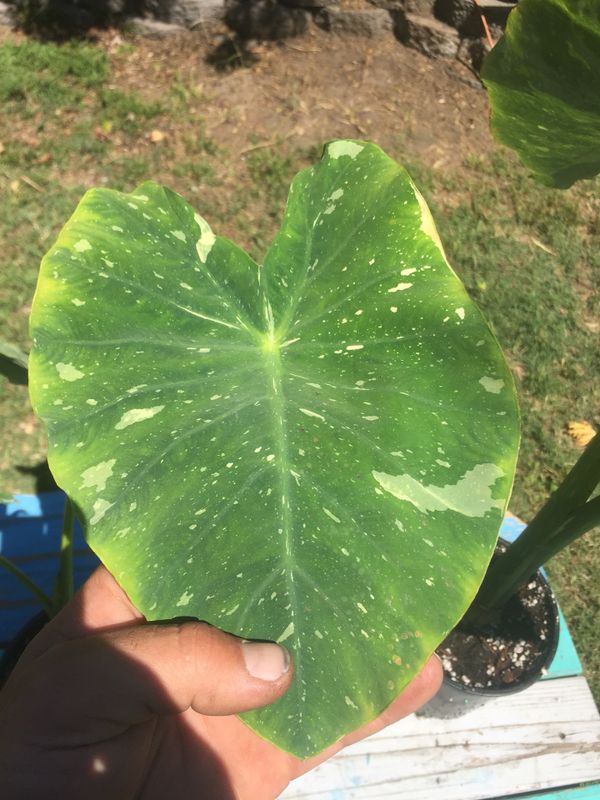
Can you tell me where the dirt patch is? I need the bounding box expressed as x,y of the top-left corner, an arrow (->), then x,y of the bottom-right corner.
99,22 -> 493,176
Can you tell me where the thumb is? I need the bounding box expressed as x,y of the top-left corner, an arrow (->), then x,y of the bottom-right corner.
16,621 -> 293,732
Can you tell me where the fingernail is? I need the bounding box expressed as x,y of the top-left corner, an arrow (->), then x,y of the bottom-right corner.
242,641 -> 290,681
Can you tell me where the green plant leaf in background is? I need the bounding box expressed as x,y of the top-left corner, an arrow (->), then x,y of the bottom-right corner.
482,0 -> 600,188
29,140 -> 519,757
0,341 -> 29,385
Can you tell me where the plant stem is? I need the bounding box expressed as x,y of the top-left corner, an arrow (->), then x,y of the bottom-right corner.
0,556 -> 53,617
51,496 -> 74,616
468,435 -> 600,625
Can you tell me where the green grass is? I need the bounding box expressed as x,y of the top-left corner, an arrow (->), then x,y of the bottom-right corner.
98,89 -> 165,135
0,37 -> 598,702
0,39 -> 109,111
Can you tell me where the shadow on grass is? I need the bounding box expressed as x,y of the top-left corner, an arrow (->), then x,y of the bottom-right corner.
205,34 -> 260,72
15,461 -> 58,494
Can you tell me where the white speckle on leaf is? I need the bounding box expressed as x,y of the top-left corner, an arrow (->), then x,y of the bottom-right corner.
356,602 -> 368,614
373,463 -> 505,518
479,376 -> 504,393
80,459 -> 116,492
390,306 -> 398,313
299,408 -> 325,421
115,406 -> 165,430
323,508 -> 340,523
346,344 -> 364,351
90,498 -> 113,525
345,696 -> 359,710
180,282 -> 193,291
401,268 -> 417,276
388,282 -> 413,293
277,622 -> 295,643
328,140 -> 364,159
194,213 -> 216,263
71,298 -> 86,306
86,399 -> 97,406
455,307 -> 465,320
74,239 -> 92,252
172,230 -> 186,242
56,363 -> 84,382
176,591 -> 193,607
363,415 -> 379,421
315,630 -> 324,639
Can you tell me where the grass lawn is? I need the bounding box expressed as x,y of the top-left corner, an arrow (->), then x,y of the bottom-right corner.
0,33 -> 598,700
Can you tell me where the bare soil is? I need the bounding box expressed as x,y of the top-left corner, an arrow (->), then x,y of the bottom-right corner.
95,21 -> 493,187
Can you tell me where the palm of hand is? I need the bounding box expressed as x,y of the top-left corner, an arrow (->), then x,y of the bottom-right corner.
0,567 -> 441,799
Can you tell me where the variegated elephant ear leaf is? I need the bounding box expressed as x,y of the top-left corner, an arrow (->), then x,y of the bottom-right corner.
29,140 -> 519,758
482,0 -> 600,188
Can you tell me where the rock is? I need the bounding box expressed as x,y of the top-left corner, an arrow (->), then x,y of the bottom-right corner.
366,0 -> 403,9
225,0 -> 309,39
142,0 -> 225,27
281,0 -> 337,7
316,8 -> 393,37
0,1 -> 16,25
399,13 -> 459,58
434,0 -> 513,37
403,0 -> 435,12
369,0 -> 435,12
126,16 -> 187,35
106,0 -> 129,13
462,35 -> 492,72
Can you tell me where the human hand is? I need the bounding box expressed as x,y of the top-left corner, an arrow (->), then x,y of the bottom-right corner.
0,566 -> 442,799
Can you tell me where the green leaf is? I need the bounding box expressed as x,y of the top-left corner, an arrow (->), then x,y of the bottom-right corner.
0,341 -> 29,385
482,0 -> 600,188
29,140 -> 519,757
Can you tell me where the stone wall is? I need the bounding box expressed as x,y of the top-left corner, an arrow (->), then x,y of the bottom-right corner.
0,0 -> 516,65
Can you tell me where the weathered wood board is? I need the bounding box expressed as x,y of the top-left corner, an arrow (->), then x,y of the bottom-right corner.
280,676 -> 600,799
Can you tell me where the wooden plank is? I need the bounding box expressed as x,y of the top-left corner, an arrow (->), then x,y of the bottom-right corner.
280,677 -> 600,800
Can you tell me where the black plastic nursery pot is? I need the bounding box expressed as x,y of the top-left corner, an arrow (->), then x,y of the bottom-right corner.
0,610 -> 49,688
419,539 -> 560,719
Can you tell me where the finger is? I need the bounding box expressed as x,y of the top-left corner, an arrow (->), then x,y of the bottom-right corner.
15,566 -> 143,668
295,654 -> 442,775
17,620 -> 293,734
